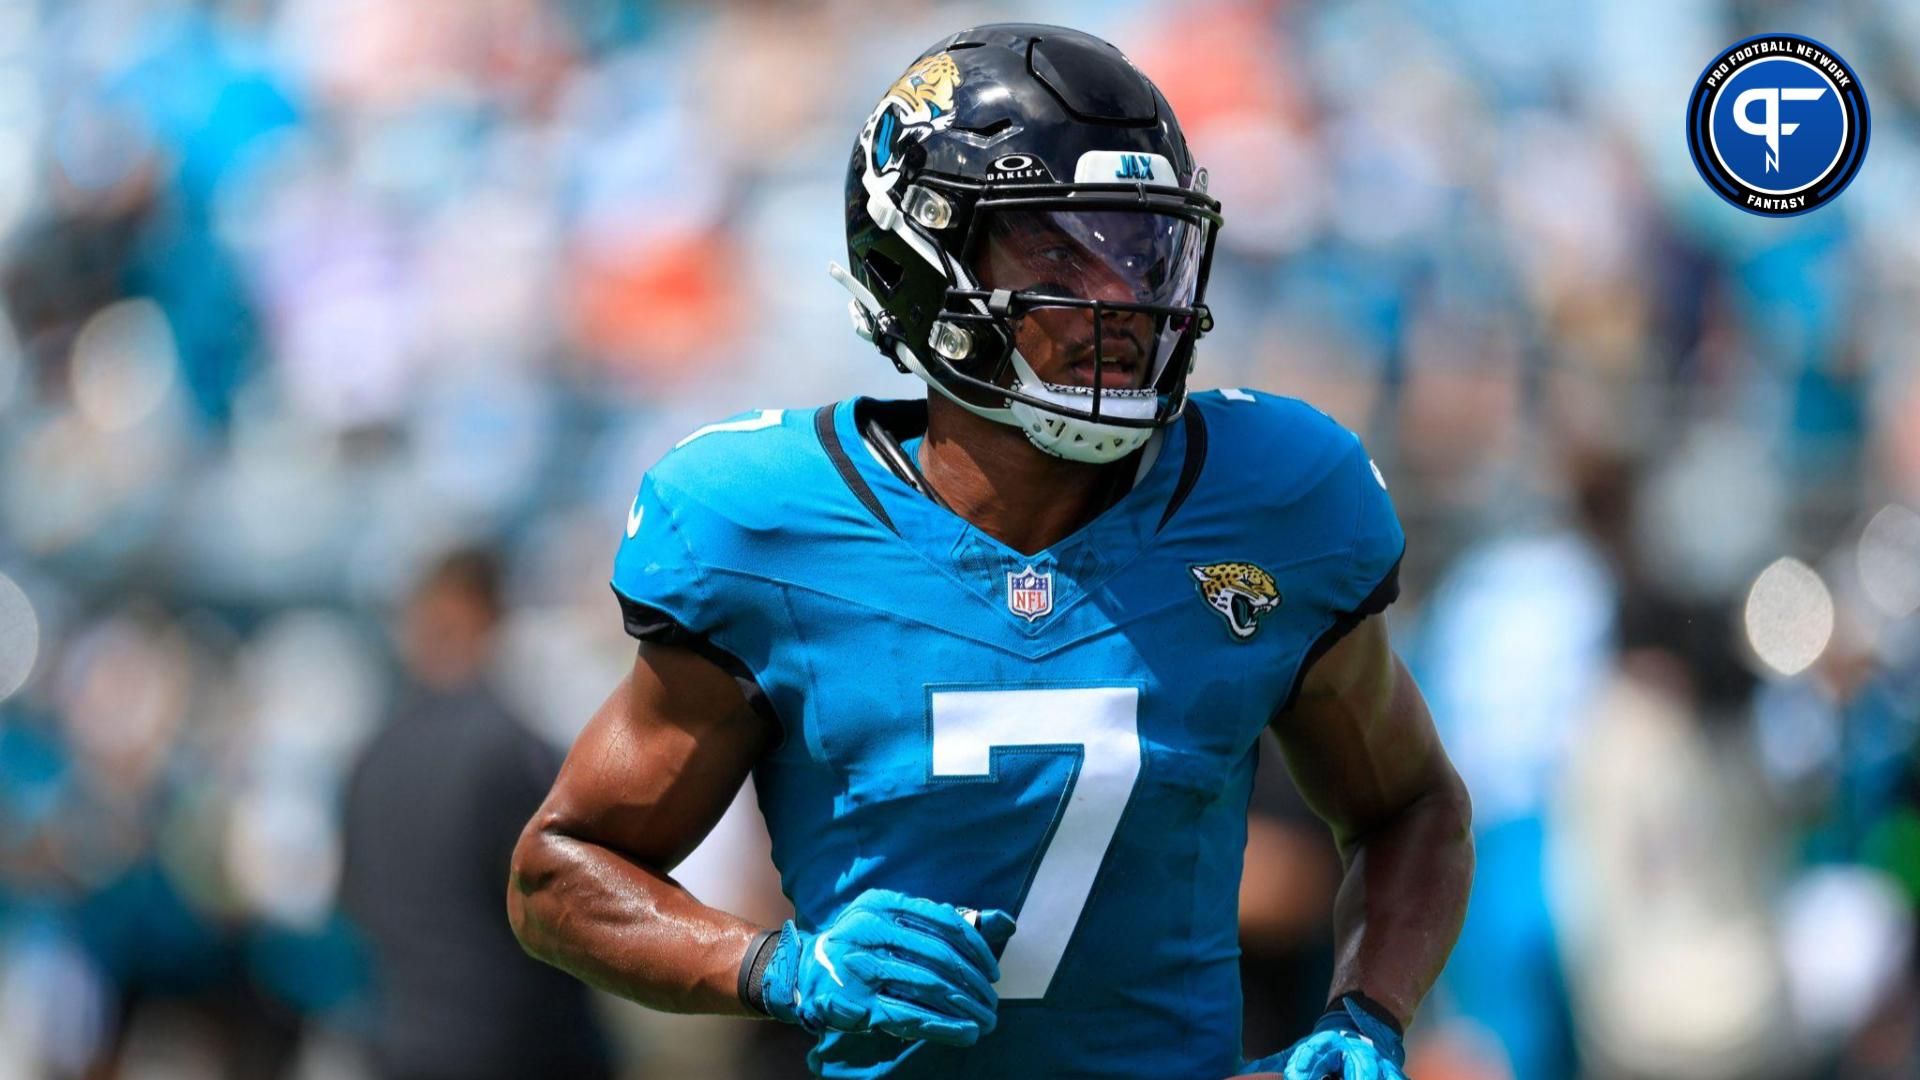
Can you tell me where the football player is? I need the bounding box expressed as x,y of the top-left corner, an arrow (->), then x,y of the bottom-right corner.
508,24 -> 1472,1080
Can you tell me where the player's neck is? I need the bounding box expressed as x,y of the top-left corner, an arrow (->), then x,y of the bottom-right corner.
917,395 -> 1132,556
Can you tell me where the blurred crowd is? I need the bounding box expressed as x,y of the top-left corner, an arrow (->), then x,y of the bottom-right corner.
0,0 -> 1916,1078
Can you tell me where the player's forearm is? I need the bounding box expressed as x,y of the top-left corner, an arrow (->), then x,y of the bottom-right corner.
1325,771 -> 1473,1028
508,825 -> 763,1016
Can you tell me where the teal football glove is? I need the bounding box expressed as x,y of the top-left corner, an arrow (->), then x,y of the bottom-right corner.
1243,993 -> 1408,1080
757,889 -> 1016,1047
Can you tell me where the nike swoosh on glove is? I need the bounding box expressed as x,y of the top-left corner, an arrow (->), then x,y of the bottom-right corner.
1241,992 -> 1409,1080
760,888 -> 1016,1047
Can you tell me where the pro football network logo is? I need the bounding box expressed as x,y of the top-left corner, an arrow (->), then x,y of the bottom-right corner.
1006,565 -> 1053,622
1686,34 -> 1869,217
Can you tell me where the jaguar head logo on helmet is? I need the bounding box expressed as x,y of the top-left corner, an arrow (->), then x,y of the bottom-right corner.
875,52 -> 963,150
830,24 -> 1222,465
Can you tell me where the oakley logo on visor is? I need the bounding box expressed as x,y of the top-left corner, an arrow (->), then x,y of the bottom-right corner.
989,153 -> 1052,181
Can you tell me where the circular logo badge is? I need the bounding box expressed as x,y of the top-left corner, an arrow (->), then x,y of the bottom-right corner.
1686,34 -> 1868,216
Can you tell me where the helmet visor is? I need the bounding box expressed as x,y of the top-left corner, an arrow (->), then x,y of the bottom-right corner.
966,207 -> 1207,395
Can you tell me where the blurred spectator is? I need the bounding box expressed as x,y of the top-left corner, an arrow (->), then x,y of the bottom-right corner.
339,548 -> 613,1080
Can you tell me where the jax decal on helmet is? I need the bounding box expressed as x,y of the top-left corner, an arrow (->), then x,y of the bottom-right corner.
828,24 -> 1224,464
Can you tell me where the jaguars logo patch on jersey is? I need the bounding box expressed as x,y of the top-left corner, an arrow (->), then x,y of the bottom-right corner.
1190,561 -> 1281,641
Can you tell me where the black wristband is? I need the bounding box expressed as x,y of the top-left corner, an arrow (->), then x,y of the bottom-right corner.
1326,990 -> 1405,1040
738,928 -> 781,1015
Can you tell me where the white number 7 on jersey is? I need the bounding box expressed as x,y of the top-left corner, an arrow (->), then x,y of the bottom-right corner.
929,686 -> 1142,999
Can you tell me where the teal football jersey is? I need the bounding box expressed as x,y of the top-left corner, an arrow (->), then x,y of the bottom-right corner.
610,390 -> 1403,1079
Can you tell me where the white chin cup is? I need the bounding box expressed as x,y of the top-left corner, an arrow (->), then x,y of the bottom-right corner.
1007,352 -> 1158,464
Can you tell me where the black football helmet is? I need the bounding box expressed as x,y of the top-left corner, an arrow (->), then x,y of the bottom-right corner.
832,24 -> 1221,463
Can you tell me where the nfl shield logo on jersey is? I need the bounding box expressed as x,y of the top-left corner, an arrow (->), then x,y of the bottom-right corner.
1006,565 -> 1053,622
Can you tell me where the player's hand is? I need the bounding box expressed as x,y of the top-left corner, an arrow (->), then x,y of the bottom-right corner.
759,888 -> 1015,1046
1240,993 -> 1408,1079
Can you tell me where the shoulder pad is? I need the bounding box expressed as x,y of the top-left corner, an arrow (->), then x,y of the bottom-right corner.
1189,387 -> 1403,615
646,409 -> 808,498
611,407 -> 815,639
1190,388 -> 1357,500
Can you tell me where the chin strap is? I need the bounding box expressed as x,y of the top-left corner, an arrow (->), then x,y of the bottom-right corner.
830,261 -> 1155,465
829,261 -> 891,347
861,413 -> 952,511
830,259 -> 930,381
829,261 -> 1012,430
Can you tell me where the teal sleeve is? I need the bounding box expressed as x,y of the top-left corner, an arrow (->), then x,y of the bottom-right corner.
609,471 -> 714,640
1339,433 -> 1405,617
608,469 -> 778,732
1278,431 -> 1405,712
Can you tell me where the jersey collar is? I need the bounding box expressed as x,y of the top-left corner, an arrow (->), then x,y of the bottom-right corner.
821,397 -> 1205,630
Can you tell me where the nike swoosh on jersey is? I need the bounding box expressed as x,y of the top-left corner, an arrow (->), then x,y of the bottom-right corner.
627,498 -> 645,538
